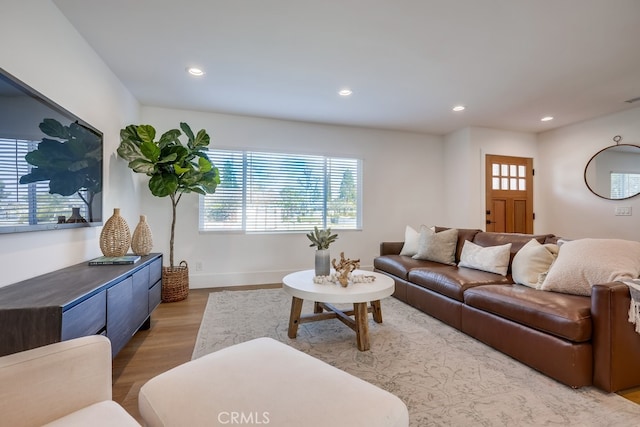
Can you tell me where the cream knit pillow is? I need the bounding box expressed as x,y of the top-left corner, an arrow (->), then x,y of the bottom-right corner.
512,238 -> 559,288
540,238 -> 640,296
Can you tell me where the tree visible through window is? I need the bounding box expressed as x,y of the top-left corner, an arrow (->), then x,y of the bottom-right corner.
199,149 -> 361,232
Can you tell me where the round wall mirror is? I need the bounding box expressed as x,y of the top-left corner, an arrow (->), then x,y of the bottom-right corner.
584,139 -> 640,200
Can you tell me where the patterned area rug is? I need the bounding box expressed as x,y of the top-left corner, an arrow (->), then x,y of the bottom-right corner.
192,288 -> 640,426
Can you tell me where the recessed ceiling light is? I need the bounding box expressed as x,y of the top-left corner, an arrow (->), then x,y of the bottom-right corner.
338,89 -> 353,96
187,67 -> 205,76
452,105 -> 465,112
541,116 -> 554,122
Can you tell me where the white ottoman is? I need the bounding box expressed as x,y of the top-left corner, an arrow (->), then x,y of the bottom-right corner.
139,337 -> 408,427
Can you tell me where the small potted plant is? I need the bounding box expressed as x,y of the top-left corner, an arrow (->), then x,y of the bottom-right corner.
306,226 -> 338,276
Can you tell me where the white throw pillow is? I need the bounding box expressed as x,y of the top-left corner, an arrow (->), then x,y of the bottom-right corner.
511,238 -> 559,288
399,225 -> 427,256
412,227 -> 458,265
540,238 -> 640,296
458,240 -> 512,276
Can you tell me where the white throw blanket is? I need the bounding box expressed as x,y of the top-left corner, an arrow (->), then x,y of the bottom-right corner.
623,279 -> 640,334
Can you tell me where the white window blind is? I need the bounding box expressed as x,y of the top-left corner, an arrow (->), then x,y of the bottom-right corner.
200,149 -> 361,232
610,172 -> 640,199
0,138 -> 88,226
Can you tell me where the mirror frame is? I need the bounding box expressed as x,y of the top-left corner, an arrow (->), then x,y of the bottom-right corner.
584,142 -> 640,200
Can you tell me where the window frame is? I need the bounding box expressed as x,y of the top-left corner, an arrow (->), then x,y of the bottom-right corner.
198,148 -> 363,233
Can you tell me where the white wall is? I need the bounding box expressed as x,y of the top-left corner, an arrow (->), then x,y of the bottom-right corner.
0,0 -> 140,287
444,126 -> 538,230
537,106 -> 640,239
138,106 -> 444,287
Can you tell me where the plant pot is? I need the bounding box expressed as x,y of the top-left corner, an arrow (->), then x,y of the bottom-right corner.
162,261 -> 189,302
315,249 -> 331,277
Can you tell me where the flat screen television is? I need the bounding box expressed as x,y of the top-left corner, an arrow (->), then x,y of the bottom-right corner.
0,68 -> 103,233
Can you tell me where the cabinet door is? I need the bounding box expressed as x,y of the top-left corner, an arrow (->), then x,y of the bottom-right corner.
61,291 -> 106,340
106,277 -> 132,357
148,256 -> 163,314
131,265 -> 150,330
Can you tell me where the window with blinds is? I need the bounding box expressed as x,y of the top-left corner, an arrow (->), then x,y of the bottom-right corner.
199,149 -> 362,232
610,172 -> 640,199
0,138 -> 88,226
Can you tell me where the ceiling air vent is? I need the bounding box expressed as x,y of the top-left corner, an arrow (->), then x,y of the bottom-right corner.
624,96 -> 640,104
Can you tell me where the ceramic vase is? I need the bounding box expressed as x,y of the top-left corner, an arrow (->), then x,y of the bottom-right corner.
131,215 -> 153,256
315,249 -> 331,277
100,208 -> 131,257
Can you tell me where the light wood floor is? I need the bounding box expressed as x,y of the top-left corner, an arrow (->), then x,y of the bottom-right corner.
113,287 -> 640,423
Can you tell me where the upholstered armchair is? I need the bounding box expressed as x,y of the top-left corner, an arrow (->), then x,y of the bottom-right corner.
0,335 -> 139,426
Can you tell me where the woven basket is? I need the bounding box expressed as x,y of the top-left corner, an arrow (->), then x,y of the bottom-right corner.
162,261 -> 189,302
100,208 -> 131,257
131,215 -> 153,256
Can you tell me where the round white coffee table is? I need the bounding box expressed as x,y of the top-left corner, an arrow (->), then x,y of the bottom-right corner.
282,269 -> 395,351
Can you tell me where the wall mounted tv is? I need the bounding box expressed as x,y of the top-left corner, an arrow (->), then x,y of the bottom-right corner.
0,68 -> 103,234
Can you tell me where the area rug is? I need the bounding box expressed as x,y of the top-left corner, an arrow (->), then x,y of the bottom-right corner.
192,289 -> 640,426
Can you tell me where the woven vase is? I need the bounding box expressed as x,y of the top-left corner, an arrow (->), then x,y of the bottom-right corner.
100,208 -> 131,257
131,215 -> 153,256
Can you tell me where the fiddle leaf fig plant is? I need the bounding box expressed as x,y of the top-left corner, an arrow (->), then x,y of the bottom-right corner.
306,226 -> 338,250
19,118 -> 102,221
117,122 -> 220,267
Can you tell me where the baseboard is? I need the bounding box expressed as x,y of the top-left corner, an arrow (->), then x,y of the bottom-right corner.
188,265 -> 374,288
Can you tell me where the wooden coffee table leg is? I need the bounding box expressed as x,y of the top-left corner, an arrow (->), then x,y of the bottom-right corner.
288,296 -> 304,339
354,302 -> 370,351
314,301 -> 323,313
371,300 -> 383,323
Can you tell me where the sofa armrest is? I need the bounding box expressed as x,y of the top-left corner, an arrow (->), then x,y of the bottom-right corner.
0,335 -> 113,427
591,281 -> 640,392
380,241 -> 404,256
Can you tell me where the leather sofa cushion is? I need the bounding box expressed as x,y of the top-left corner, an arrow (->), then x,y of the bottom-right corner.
373,255 -> 443,280
408,266 -> 511,301
464,284 -> 592,342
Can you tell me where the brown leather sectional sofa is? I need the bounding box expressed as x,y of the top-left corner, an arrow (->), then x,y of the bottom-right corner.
373,227 -> 640,392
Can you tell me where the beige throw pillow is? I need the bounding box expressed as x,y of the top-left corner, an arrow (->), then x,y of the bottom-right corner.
400,225 -> 428,256
458,241 -> 512,276
511,238 -> 559,288
412,227 -> 458,265
540,238 -> 640,296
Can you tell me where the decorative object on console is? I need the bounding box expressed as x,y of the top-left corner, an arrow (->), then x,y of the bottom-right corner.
117,122 -> 220,302
331,251 -> 360,287
88,255 -> 141,265
65,207 -> 87,223
306,226 -> 338,277
99,208 -> 131,257
132,215 -> 153,256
